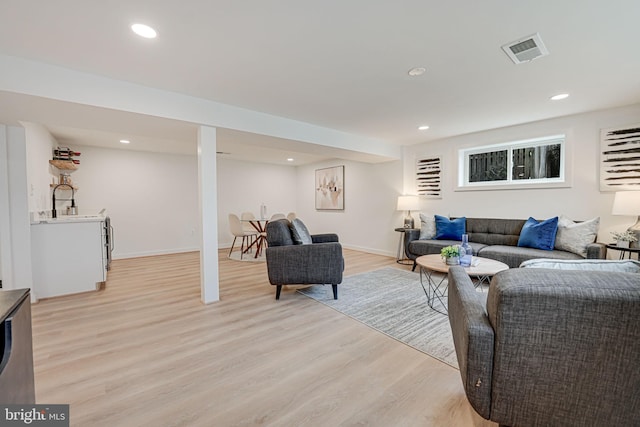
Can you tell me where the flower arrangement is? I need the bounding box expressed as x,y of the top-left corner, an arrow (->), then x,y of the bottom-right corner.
440,245 -> 460,258
610,230 -> 638,242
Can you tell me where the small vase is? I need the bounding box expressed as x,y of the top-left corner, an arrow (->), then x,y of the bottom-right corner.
445,256 -> 460,266
617,240 -> 630,248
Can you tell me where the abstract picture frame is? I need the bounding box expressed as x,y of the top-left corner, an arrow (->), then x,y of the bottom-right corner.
600,123 -> 640,191
315,165 -> 344,210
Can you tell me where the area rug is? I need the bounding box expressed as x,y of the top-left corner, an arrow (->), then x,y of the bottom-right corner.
298,267 -> 460,369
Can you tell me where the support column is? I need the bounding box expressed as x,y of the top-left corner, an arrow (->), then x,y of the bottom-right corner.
197,126 -> 219,303
0,125 -> 33,297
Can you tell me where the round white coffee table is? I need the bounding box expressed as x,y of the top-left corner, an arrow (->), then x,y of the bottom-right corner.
416,254 -> 509,315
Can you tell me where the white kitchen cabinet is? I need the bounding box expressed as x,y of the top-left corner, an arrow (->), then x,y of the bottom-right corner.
31,218 -> 106,299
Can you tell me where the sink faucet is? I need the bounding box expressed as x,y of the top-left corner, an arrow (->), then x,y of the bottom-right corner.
52,184 -> 75,219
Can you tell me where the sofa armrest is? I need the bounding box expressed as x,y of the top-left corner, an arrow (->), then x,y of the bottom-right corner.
585,242 -> 606,259
266,243 -> 343,285
405,229 -> 421,243
311,233 -> 339,243
447,266 -> 494,420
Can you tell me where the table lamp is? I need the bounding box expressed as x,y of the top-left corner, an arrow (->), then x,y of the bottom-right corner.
397,195 -> 420,228
611,191 -> 640,248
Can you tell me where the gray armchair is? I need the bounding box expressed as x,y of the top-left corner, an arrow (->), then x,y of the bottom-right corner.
447,266 -> 640,426
265,219 -> 344,300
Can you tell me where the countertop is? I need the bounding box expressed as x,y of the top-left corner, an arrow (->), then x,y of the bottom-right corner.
31,214 -> 105,225
0,289 -> 30,323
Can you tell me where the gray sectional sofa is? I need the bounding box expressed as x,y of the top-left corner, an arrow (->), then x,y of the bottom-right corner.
447,264 -> 640,426
405,217 -> 606,269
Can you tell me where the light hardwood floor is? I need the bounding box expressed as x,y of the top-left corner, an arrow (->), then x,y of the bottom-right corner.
31,249 -> 496,427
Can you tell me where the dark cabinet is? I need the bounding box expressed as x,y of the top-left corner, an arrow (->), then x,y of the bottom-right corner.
0,289 -> 35,403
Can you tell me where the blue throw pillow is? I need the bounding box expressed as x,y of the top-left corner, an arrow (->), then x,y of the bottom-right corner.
517,217 -> 559,251
434,215 -> 466,240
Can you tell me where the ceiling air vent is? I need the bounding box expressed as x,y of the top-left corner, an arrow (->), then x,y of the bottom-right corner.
502,33 -> 549,64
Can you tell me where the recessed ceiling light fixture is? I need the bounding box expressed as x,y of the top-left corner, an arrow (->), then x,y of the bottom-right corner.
131,23 -> 157,39
550,93 -> 569,101
418,125 -> 430,130
120,139 -> 130,144
408,67 -> 426,77
286,158 -> 294,162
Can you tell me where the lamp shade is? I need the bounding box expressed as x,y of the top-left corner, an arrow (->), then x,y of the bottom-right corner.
612,191 -> 640,215
397,195 -> 420,211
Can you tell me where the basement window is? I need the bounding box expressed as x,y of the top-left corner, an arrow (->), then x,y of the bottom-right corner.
457,135 -> 566,190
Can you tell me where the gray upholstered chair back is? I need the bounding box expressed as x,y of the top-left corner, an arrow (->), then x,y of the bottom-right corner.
265,219 -> 294,247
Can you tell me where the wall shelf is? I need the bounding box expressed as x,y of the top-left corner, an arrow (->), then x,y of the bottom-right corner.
50,184 -> 78,190
49,160 -> 77,171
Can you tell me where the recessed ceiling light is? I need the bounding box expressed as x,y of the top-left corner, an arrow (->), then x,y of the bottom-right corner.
550,93 -> 569,101
408,67 -> 426,77
131,23 -> 157,39
120,139 -> 130,144
418,125 -> 430,130
286,158 -> 294,162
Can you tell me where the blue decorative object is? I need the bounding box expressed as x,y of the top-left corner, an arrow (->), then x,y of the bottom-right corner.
517,216 -> 559,250
460,233 -> 473,266
435,215 -> 466,240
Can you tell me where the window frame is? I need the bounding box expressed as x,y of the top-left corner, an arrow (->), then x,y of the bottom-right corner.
456,134 -> 569,191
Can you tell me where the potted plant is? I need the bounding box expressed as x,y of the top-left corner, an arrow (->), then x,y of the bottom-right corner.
441,245 -> 461,265
610,230 -> 638,248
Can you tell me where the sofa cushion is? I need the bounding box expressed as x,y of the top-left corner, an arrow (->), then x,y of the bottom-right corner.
554,215 -> 599,257
435,215 -> 466,240
419,213 -> 437,240
466,218 -> 525,246
477,245 -> 581,269
409,239 -> 487,257
517,217 -> 559,250
289,218 -> 312,245
520,258 -> 640,273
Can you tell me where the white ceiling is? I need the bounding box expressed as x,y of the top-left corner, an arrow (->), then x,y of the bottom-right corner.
1,1 -> 639,164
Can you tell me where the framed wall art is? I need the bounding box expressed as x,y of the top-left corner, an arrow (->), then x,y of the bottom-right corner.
315,166 -> 344,210
416,155 -> 442,198
600,123 -> 640,191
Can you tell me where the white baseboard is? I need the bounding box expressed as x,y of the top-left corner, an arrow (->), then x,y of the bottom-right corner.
113,246 -> 200,260
342,244 -> 395,258
114,244 -> 395,260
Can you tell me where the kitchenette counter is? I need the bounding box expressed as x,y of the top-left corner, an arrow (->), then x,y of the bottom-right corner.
30,215 -> 110,300
31,213 -> 105,225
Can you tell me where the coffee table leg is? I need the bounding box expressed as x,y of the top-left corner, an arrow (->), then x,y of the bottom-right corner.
472,275 -> 492,291
420,267 -> 448,315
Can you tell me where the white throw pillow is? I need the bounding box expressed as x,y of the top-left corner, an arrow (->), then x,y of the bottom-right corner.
554,215 -> 599,257
419,213 -> 436,240
520,258 -> 640,273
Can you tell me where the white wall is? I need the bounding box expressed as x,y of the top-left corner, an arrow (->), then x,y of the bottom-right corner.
72,146 -> 199,259
216,158 -> 298,246
23,122 -> 58,214
403,103 -> 640,247
295,159 -> 403,257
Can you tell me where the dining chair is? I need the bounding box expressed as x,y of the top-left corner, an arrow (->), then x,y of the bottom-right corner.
270,213 -> 286,220
241,211 -> 258,247
286,212 -> 297,221
228,213 -> 258,259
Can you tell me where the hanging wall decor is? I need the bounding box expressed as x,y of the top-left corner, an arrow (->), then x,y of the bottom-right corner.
416,156 -> 442,198
315,165 -> 344,210
600,123 -> 640,191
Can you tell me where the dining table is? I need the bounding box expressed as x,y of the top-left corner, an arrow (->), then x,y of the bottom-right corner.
241,218 -> 269,258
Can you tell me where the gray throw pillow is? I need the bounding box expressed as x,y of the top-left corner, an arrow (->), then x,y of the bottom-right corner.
554,215 -> 599,257
419,213 -> 436,240
289,218 -> 313,245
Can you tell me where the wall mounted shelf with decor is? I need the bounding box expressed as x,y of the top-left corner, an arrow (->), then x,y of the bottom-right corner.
49,159 -> 77,171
